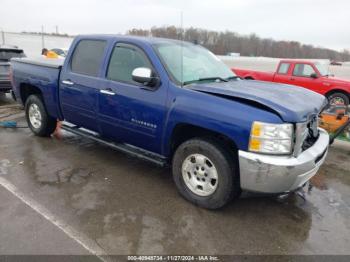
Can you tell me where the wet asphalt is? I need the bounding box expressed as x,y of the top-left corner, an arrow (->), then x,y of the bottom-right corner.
0,94 -> 350,256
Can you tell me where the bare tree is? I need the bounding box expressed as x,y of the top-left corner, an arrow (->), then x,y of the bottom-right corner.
127,26 -> 350,61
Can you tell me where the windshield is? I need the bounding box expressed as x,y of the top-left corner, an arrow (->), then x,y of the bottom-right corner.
314,62 -> 329,76
0,50 -> 25,61
153,41 -> 235,85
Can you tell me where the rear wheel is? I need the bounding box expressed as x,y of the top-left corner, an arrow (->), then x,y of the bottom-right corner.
172,138 -> 240,209
327,92 -> 349,107
25,95 -> 57,137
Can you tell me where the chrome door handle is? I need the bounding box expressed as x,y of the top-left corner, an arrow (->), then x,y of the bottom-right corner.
62,80 -> 74,85
100,89 -> 116,96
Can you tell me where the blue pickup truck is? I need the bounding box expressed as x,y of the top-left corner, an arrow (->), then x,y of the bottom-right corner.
11,35 -> 330,209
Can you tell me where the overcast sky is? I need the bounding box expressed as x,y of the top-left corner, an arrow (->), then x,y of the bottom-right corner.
1,0 -> 349,51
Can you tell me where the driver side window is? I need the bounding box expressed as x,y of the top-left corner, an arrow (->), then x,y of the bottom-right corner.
293,64 -> 315,77
107,44 -> 152,84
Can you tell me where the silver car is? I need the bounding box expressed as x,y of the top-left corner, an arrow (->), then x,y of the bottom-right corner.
0,45 -> 25,95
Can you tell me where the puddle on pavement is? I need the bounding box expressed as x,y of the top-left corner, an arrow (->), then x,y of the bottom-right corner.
1,121 -> 350,255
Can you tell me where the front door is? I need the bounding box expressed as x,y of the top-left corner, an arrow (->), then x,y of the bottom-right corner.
98,43 -> 167,154
289,63 -> 320,93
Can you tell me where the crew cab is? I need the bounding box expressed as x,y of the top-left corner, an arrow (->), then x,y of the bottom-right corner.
232,60 -> 350,106
11,35 -> 329,209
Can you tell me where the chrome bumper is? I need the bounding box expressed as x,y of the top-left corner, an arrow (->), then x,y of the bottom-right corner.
239,128 -> 329,193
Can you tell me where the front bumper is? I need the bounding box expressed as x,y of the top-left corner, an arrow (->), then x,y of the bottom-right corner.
239,128 -> 329,193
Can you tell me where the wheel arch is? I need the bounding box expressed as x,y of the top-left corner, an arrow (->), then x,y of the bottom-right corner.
19,83 -> 43,105
168,123 -> 239,161
325,88 -> 350,99
244,76 -> 254,80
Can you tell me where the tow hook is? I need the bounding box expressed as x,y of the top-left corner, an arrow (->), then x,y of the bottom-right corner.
277,182 -> 313,203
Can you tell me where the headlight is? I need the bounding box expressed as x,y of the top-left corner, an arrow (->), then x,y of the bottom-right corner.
249,121 -> 293,154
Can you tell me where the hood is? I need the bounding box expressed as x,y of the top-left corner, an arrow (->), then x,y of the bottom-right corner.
324,76 -> 350,86
186,80 -> 327,123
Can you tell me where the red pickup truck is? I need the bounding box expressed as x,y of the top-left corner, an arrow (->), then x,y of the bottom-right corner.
232,60 -> 350,106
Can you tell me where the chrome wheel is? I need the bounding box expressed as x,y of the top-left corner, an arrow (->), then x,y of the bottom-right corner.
181,154 -> 218,197
330,96 -> 345,106
28,104 -> 42,129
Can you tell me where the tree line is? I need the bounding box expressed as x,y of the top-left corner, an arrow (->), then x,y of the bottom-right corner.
127,26 -> 350,61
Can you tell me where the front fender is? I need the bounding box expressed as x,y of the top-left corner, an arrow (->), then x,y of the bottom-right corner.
161,86 -> 283,156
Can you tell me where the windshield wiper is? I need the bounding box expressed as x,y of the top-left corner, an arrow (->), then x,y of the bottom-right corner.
226,76 -> 240,80
183,77 -> 229,86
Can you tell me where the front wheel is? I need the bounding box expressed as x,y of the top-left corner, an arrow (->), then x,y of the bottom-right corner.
172,138 -> 240,209
327,92 -> 349,107
25,95 -> 57,137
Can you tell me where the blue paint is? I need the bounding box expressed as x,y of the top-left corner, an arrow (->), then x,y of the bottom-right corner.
11,35 -> 327,158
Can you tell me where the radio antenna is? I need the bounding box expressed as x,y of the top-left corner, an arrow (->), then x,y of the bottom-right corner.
180,10 -> 184,88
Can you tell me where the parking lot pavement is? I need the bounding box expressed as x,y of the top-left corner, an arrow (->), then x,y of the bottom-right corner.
1,97 -> 350,256
0,187 -> 93,255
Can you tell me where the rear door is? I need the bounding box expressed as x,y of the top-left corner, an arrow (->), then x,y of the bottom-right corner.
59,39 -> 107,131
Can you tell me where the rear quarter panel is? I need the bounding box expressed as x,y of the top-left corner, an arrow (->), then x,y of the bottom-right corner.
11,60 -> 62,119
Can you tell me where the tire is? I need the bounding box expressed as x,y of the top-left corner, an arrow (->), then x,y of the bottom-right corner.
10,90 -> 17,101
327,92 -> 349,107
172,138 -> 241,209
25,95 -> 57,137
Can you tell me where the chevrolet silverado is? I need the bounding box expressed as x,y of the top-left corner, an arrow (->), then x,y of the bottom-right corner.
11,35 -> 329,209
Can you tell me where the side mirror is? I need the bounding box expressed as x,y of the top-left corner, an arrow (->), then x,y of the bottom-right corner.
132,67 -> 158,87
310,73 -> 318,79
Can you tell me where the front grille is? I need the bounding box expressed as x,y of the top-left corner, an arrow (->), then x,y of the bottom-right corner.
301,118 -> 319,152
302,132 -> 318,151
294,117 -> 320,156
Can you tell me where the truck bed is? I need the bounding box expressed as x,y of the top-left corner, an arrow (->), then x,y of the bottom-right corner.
11,57 -> 63,119
232,68 -> 275,82
11,57 -> 64,68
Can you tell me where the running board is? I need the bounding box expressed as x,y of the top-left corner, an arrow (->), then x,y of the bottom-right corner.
61,124 -> 167,167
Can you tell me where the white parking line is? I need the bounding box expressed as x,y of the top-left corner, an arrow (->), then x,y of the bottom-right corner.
0,176 -> 108,261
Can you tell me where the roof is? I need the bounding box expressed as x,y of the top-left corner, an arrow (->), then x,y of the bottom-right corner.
0,44 -> 23,51
279,59 -> 329,64
76,34 -> 188,45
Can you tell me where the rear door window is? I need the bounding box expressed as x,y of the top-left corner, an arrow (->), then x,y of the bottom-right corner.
71,40 -> 107,77
277,63 -> 290,74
